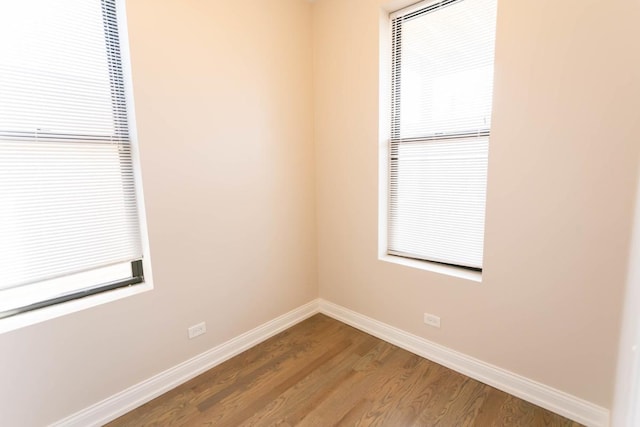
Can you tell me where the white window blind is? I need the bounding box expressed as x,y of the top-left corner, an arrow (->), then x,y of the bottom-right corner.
0,0 -> 144,317
388,0 -> 497,270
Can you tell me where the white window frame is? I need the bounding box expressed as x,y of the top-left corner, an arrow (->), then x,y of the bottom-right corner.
0,0 -> 153,334
378,0 -> 496,282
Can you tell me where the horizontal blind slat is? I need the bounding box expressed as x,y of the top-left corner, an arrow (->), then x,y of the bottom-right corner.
0,0 -> 143,291
389,0 -> 497,269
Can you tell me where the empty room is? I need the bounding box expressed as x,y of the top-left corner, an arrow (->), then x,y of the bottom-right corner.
1,0 -> 639,426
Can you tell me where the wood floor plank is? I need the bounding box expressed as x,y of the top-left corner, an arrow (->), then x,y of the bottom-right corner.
203,338 -> 354,427
425,378 -> 491,427
471,385 -> 511,427
188,323 -> 353,425
295,344 -> 413,425
191,314 -> 340,396
107,314 -> 584,427
238,332 -> 379,427
340,354 -> 437,426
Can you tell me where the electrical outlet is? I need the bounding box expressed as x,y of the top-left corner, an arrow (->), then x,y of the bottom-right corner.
188,322 -> 207,339
424,313 -> 441,328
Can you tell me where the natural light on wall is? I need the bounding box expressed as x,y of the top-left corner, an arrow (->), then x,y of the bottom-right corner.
388,0 -> 497,271
0,0 -> 147,320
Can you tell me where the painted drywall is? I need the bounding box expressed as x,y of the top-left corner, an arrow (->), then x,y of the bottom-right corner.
313,0 -> 640,409
0,0 -> 316,425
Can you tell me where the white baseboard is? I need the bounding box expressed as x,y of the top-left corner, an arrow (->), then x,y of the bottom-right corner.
51,298 -> 609,427
50,299 -> 320,427
318,299 -> 610,427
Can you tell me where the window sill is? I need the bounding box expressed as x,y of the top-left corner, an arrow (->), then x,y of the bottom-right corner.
379,254 -> 482,282
0,282 -> 153,335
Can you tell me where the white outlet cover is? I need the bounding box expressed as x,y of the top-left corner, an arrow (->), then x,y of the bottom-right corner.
188,321 -> 207,339
424,313 -> 441,328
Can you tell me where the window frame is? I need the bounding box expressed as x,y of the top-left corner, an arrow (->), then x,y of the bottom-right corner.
0,0 -> 154,333
379,0 -> 495,281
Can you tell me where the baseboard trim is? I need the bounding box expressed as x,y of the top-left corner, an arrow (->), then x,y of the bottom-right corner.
318,299 -> 609,427
51,298 -> 609,427
50,299 -> 320,427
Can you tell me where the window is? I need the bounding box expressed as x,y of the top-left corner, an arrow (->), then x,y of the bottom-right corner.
387,0 -> 497,271
0,0 -> 149,320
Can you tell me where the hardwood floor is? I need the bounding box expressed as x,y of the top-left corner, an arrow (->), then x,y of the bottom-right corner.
107,314 -> 582,426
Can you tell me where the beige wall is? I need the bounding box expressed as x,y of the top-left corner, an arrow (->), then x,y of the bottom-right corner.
0,1 -> 316,425
313,0 -> 640,409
